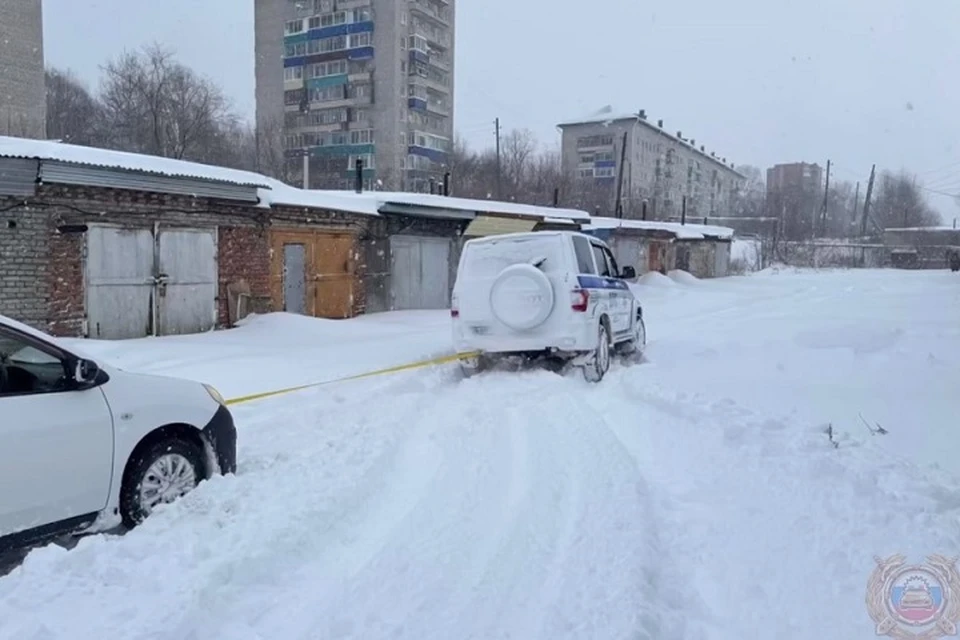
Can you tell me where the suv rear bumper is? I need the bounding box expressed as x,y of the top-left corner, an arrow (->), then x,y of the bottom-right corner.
453,316 -> 599,355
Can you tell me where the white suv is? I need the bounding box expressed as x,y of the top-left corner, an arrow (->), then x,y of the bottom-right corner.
451,231 -> 645,382
0,315 -> 237,552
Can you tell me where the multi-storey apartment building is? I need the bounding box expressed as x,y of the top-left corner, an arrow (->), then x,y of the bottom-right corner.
255,0 -> 455,192
558,107 -> 744,220
0,0 -> 46,139
765,162 -> 823,240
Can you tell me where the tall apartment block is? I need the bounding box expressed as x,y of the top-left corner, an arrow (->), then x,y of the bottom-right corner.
0,0 -> 46,139
255,0 -> 455,192
558,107 -> 744,220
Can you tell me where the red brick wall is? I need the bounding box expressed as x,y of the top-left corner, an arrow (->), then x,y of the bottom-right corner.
218,225 -> 272,327
2,185 -> 378,337
47,226 -> 84,337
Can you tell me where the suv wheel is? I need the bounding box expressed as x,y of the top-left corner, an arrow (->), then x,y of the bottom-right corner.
120,438 -> 205,529
617,314 -> 646,356
583,323 -> 611,383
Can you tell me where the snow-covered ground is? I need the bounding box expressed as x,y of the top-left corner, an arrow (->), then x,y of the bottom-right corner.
2,268 -> 959,639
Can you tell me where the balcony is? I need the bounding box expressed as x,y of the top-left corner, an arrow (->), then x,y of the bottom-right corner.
410,0 -> 451,26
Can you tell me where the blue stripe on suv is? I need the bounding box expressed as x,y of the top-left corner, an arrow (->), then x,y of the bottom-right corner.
577,275 -> 629,290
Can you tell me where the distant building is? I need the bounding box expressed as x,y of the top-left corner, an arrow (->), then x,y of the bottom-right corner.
765,162 -> 822,240
255,0 -> 456,192
0,0 -> 46,139
557,106 -> 745,221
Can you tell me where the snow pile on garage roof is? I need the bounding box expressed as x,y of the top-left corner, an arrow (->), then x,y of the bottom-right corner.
585,216 -> 734,240
335,190 -> 591,222
256,179 -> 381,216
0,136 -> 271,188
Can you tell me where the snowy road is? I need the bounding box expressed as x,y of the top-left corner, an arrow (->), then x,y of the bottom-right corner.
2,269 -> 959,639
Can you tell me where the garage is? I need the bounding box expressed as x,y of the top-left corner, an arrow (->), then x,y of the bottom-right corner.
389,235 -> 453,310
270,229 -> 356,319
85,225 -> 218,339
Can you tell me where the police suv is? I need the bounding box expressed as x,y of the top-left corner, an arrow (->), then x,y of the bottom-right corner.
451,231 -> 645,382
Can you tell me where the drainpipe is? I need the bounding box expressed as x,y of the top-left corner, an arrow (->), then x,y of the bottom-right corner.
443,172 -> 450,196
354,159 -> 363,193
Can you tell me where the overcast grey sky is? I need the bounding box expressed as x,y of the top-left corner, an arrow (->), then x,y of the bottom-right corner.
44,0 -> 959,217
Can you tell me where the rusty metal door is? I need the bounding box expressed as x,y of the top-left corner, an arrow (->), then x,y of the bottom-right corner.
85,226 -> 154,339
156,228 -> 218,335
85,225 -> 217,338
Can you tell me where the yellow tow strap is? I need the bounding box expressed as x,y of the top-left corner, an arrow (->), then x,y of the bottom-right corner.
225,351 -> 480,407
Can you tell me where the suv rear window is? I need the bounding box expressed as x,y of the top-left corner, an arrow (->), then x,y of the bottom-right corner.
462,235 -> 564,277
572,236 -> 596,274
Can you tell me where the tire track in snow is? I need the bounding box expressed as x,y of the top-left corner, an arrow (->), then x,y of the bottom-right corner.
200,369 -> 676,640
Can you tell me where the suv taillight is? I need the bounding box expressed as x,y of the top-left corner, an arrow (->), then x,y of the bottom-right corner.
571,289 -> 589,312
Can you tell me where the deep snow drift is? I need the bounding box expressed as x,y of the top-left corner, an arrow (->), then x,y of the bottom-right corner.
2,268 -> 959,640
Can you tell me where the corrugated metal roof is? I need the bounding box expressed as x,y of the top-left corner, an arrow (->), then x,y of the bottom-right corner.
0,136 -> 271,189
0,158 -> 38,197
40,161 -> 260,203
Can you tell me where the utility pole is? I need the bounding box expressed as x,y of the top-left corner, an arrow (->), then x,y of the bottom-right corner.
494,117 -> 502,200
860,164 -> 876,238
302,151 -> 310,190
852,181 -> 860,237
860,164 -> 876,267
818,159 -> 831,237
681,195 -> 687,225
613,130 -> 628,218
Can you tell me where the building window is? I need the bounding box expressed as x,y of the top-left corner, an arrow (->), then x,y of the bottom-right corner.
349,33 -> 372,48
349,83 -> 370,99
579,168 -> 593,178
595,167 -> 615,178
350,129 -> 374,144
353,8 -> 371,22
576,135 -> 614,149
409,35 -> 428,53
285,19 -> 304,35
284,66 -> 303,81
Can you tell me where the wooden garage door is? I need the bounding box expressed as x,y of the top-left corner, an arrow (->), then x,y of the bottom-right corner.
271,230 -> 355,319
389,235 -> 451,310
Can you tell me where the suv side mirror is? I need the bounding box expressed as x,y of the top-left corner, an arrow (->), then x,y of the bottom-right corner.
620,265 -> 637,279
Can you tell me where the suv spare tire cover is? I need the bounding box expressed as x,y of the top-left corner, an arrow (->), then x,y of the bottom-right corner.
489,263 -> 555,331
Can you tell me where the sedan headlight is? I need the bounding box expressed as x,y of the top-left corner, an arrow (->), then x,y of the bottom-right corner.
203,383 -> 226,406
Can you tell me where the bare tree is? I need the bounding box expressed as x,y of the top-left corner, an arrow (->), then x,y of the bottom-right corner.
98,45 -> 237,163
501,128 -> 537,198
872,170 -> 940,229
45,69 -> 103,146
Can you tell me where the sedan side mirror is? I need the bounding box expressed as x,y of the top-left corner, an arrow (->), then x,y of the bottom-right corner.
620,266 -> 637,279
73,358 -> 102,387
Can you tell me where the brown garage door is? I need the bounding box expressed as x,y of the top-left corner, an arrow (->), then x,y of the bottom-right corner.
270,230 -> 355,319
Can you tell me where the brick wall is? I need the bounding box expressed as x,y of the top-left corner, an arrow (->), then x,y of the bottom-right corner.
0,185 -> 380,337
0,205 -> 49,330
218,226 -> 271,326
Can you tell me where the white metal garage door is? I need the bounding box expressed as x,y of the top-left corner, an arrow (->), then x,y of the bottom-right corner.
85,225 -> 217,339
389,235 -> 451,310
